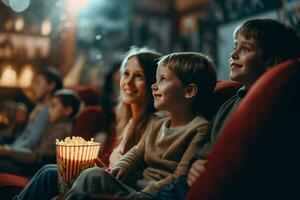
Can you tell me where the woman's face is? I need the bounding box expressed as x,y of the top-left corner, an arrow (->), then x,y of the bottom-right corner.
120,56 -> 147,107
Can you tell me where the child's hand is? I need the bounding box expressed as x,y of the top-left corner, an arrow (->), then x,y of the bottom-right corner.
0,145 -> 11,156
187,159 -> 207,187
110,167 -> 127,181
94,157 -> 108,169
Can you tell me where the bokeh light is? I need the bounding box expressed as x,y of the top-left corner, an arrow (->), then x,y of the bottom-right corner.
9,0 -> 30,12
18,66 -> 33,88
41,19 -> 52,36
0,66 -> 18,87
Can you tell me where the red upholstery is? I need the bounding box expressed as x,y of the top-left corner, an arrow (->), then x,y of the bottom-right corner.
0,173 -> 29,188
206,81 -> 242,120
71,85 -> 99,106
72,105 -> 107,140
186,59 -> 300,200
0,173 -> 29,199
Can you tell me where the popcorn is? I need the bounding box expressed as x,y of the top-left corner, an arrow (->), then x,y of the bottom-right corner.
56,136 -> 100,193
56,136 -> 98,146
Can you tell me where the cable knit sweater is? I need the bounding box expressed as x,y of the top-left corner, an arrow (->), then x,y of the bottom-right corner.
114,115 -> 210,192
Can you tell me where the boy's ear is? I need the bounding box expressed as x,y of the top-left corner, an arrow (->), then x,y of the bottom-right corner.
184,83 -> 198,99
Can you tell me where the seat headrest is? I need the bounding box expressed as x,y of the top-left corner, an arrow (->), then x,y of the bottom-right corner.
206,81 -> 242,120
72,106 -> 107,140
72,86 -> 99,106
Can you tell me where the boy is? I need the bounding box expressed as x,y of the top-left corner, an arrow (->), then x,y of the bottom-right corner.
148,19 -> 300,200
63,52 -> 217,199
0,89 -> 81,176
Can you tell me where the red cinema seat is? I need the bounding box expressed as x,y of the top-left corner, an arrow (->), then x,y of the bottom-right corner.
72,105 -> 107,140
0,173 -> 29,199
206,80 -> 242,120
72,85 -> 99,106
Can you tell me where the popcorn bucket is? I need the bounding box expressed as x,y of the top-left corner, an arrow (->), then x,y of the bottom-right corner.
56,137 -> 100,193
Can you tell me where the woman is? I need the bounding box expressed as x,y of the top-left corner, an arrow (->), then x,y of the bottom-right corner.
14,47 -> 162,200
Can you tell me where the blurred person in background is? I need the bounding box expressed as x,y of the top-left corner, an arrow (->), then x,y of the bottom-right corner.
0,101 -> 29,144
0,89 -> 81,177
0,67 -> 62,153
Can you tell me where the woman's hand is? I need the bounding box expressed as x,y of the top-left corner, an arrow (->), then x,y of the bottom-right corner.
94,157 -> 108,169
187,159 -> 207,187
0,145 -> 12,156
110,167 -> 127,181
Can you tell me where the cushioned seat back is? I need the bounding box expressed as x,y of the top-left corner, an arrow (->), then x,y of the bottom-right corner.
0,173 -> 29,199
205,81 -> 242,120
186,59 -> 300,200
72,105 -> 106,140
72,85 -> 99,105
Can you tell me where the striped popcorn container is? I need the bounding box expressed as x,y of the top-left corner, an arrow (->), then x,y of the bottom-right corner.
56,137 -> 100,193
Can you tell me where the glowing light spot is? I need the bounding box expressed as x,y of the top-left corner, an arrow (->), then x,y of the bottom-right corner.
18,66 -> 33,88
41,19 -> 52,36
95,34 -> 102,40
9,0 -> 30,12
0,66 -> 18,87
14,17 -> 24,31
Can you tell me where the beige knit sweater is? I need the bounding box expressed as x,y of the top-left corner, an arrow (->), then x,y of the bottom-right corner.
114,115 -> 210,192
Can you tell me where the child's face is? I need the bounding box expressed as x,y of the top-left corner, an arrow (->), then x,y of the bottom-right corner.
48,97 -> 69,123
152,65 -> 186,112
120,56 -> 147,107
229,34 -> 267,88
32,74 -> 52,102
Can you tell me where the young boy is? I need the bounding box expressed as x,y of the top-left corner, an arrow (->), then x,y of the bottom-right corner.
0,89 -> 82,177
62,52 -> 217,199
147,19 -> 300,200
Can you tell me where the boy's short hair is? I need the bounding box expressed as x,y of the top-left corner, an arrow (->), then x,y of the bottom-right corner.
53,89 -> 82,119
234,19 -> 300,63
37,67 -> 63,93
158,52 -> 217,115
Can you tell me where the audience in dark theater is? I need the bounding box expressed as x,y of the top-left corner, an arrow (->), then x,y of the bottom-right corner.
0,1 -> 300,200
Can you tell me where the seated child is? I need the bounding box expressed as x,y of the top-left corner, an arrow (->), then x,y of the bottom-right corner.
0,89 -> 82,177
63,52 -> 217,199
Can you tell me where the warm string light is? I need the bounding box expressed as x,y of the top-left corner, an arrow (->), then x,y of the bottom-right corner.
0,66 -> 17,87
14,17 -> 24,31
0,65 -> 34,88
41,19 -> 52,36
18,66 -> 33,88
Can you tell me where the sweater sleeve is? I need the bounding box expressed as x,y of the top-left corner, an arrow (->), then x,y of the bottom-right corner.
142,124 -> 209,192
113,130 -> 147,175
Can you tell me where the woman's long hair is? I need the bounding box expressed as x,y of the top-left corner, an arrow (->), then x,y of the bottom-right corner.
115,47 -> 161,151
